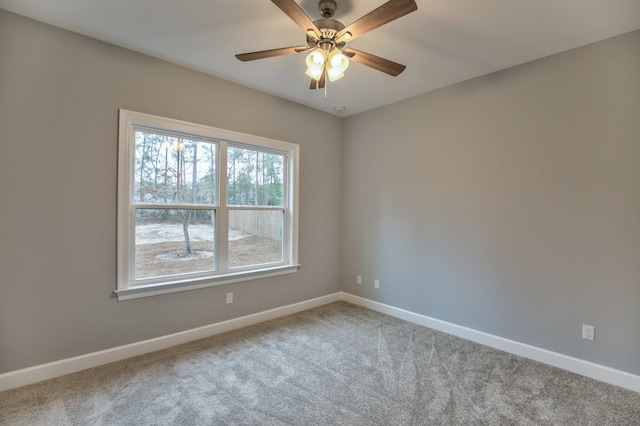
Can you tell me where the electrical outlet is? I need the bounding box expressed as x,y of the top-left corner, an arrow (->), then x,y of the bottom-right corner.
356,275 -> 362,285
226,292 -> 233,304
374,279 -> 380,289
582,324 -> 595,341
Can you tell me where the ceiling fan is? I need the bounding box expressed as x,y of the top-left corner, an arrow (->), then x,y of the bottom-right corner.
236,0 -> 418,90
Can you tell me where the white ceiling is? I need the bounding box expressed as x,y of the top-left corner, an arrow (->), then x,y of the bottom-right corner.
2,0 -> 640,116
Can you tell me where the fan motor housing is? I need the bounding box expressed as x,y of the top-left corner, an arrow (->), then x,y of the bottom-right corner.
307,18 -> 346,48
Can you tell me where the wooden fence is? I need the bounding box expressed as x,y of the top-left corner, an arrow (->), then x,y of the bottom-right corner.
229,210 -> 283,241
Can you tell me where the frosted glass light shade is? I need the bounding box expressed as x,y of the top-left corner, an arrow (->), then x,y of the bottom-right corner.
305,66 -> 324,80
306,50 -> 326,68
329,51 -> 349,72
327,68 -> 344,82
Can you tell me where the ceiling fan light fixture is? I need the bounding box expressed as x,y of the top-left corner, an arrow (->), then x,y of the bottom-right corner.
324,49 -> 348,82
327,68 -> 344,82
306,50 -> 326,67
328,50 -> 349,71
306,50 -> 326,79
305,66 -> 324,80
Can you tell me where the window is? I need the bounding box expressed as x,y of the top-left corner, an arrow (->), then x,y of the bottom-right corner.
117,110 -> 299,300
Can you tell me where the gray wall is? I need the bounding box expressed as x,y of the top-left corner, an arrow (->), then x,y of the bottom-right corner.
0,10 -> 343,373
342,30 -> 640,374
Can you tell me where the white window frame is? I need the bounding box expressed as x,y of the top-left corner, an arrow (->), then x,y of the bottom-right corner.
116,110 -> 299,301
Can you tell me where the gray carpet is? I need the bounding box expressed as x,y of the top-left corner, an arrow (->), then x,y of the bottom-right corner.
1,301 -> 639,425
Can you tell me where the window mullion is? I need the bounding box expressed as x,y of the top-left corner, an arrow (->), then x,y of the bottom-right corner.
224,206 -> 283,211
218,142 -> 229,272
255,151 -> 259,207
132,203 -> 217,210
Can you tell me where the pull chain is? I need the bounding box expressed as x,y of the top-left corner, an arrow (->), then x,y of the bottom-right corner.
324,68 -> 328,99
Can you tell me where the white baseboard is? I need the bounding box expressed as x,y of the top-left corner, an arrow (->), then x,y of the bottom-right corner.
2,291 -> 638,394
341,292 -> 640,393
0,292 -> 341,392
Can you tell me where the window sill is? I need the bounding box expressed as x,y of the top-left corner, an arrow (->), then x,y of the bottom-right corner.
115,264 -> 300,301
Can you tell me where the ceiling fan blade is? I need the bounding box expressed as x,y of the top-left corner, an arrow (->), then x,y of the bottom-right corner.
336,0 -> 417,42
310,69 -> 326,90
271,0 -> 321,39
343,48 -> 406,76
235,45 -> 309,61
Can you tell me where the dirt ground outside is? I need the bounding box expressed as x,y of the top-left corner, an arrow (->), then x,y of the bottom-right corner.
135,224 -> 282,279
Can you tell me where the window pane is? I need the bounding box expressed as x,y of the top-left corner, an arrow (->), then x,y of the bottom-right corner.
228,210 -> 283,268
135,208 -> 215,280
134,130 -> 216,205
227,147 -> 283,206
